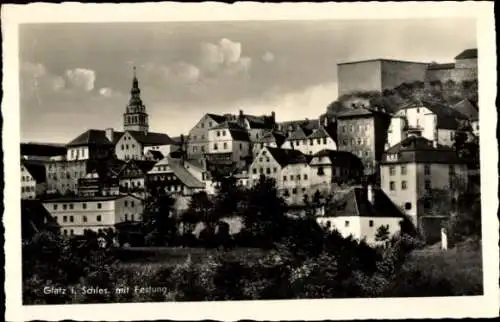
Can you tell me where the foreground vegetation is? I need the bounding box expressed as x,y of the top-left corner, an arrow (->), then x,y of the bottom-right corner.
23,175 -> 482,304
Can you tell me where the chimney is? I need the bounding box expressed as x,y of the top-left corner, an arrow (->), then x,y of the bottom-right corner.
239,109 -> 244,118
432,140 -> 438,148
367,184 -> 374,204
290,140 -> 294,150
271,111 -> 276,123
105,128 -> 114,143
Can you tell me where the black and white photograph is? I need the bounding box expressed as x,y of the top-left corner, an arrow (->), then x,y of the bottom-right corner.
2,2 -> 498,321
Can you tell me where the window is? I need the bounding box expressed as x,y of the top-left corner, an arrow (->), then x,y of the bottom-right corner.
126,144 -> 129,149
296,141 -> 300,146
216,131 -> 220,137
223,142 -> 228,149
97,203 -> 102,209
213,143 -> 218,150
82,203 -> 87,209
63,216 -> 68,223
201,123 -> 205,128
70,216 -> 74,223
125,214 -> 128,221
304,174 -> 308,180
239,143 -> 243,150
121,144 -> 124,150
448,165 -> 455,175
132,144 -> 135,149
317,167 -> 324,176
124,200 -> 128,207
389,181 -> 395,191
273,167 -> 277,173
424,164 -> 431,175
131,201 -> 134,207
323,138 -> 327,144
63,229 -> 68,236
350,125 -> 354,132
222,130 -> 226,136
70,229 -> 74,236
425,180 -> 431,190
96,215 -> 102,222
342,139 -> 347,145
290,175 -> 294,180
53,204 -> 58,210
342,126 -> 346,133
450,131 -> 454,140
292,188 -> 297,194
283,175 -> 287,181
389,166 -> 396,176
297,174 -> 301,180
401,165 -> 407,175
369,220 -> 374,227
62,204 -> 67,210
259,168 -> 264,174
316,139 -> 321,145
309,139 -> 314,146
83,216 -> 87,222
252,168 -> 257,174
266,168 -> 271,174
405,202 -> 412,210
345,220 -> 350,227
208,121 -> 212,127
401,181 -> 407,190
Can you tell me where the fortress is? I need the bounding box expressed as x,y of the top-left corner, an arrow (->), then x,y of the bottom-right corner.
337,48 -> 477,96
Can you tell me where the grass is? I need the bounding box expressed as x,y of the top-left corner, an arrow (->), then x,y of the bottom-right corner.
394,238 -> 483,296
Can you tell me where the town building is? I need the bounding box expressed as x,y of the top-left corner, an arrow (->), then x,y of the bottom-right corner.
42,194 -> 143,236
251,131 -> 286,157
336,107 -> 391,176
21,199 -> 59,240
308,149 -> 363,192
281,126 -> 337,155
426,48 -> 478,84
117,160 -> 156,198
21,159 -> 47,199
205,121 -> 252,168
276,118 -> 320,138
317,185 -> 405,246
147,156 -> 206,196
387,99 -> 471,148
380,136 -> 468,231
337,59 -> 429,97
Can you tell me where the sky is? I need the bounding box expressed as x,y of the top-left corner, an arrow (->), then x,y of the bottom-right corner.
19,18 -> 477,143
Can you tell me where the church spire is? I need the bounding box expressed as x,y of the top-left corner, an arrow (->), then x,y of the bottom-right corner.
123,65 -> 149,133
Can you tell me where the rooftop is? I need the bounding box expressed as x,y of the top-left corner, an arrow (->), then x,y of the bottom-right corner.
67,129 -> 116,147
265,147 -> 310,167
427,63 -> 455,70
397,99 -> 468,130
42,194 -> 140,203
382,136 -> 464,164
126,131 -> 175,146
324,186 -> 405,219
452,98 -> 479,121
22,160 -> 47,183
338,58 -> 428,66
455,48 -> 478,60
21,143 -> 67,157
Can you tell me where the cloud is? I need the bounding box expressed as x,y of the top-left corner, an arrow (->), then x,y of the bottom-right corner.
20,62 -> 67,97
262,51 -> 275,63
65,68 -> 96,92
172,62 -> 201,84
200,38 -> 252,75
99,87 -> 114,97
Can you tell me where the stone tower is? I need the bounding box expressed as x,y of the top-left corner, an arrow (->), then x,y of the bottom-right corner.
123,66 -> 149,133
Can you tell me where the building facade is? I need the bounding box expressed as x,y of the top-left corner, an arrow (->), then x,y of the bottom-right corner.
380,136 -> 468,230
21,160 -> 47,199
426,48 -> 478,84
336,108 -> 391,176
42,194 -> 143,236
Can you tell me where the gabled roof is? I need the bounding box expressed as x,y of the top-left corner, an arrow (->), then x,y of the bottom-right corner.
118,160 -> 157,177
325,186 -> 405,219
308,126 -> 333,140
43,194 -> 140,203
455,48 -> 478,60
211,121 -> 246,131
229,129 -> 251,142
278,119 -> 319,133
255,131 -> 286,146
211,121 -> 251,141
22,199 -> 59,239
21,143 -> 67,157
336,107 -> 377,118
382,136 -> 463,164
287,127 -> 308,140
312,149 -> 363,168
67,129 -> 115,147
167,157 -> 205,189
265,147 -> 309,167
398,99 -> 468,130
127,131 -> 174,146
452,99 -> 478,121
22,160 -> 47,182
244,114 -> 275,129
206,113 -> 229,124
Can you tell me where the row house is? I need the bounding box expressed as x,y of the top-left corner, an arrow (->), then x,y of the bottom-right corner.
117,160 -> 156,198
187,111 -> 275,159
21,159 -> 47,199
113,129 -> 176,161
205,121 -> 252,167
77,171 -> 120,198
251,130 -> 286,157
276,118 -> 320,138
336,107 -> 391,176
42,194 -> 143,236
380,136 -> 468,236
317,185 -> 405,246
250,147 -> 362,205
387,99 -> 471,148
281,125 -> 337,155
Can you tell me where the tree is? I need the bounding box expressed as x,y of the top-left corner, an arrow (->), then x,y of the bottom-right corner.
375,225 -> 390,242
141,180 -> 178,246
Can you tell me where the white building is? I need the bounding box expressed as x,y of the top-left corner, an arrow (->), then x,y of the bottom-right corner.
206,121 -> 251,166
21,160 -> 47,199
42,194 -> 143,236
317,186 -> 405,246
282,126 -> 337,155
387,99 -> 470,148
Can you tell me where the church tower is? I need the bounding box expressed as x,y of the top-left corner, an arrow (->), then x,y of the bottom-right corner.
123,66 -> 149,133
